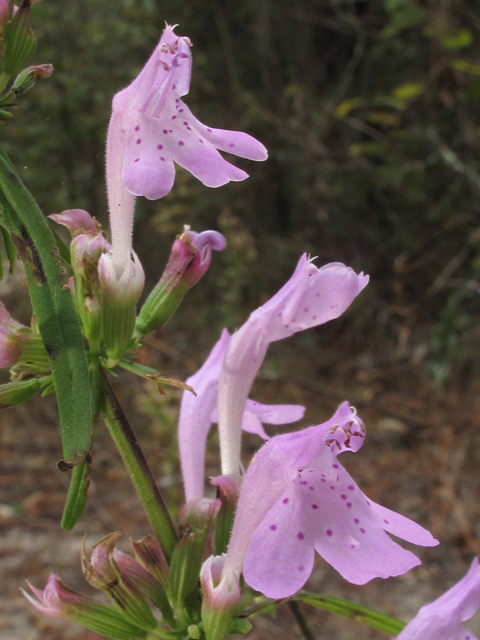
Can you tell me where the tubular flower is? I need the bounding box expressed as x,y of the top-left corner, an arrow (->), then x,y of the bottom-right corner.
178,328 -> 305,502
223,402 -> 438,599
217,255 -> 369,479
106,24 -> 267,273
396,557 -> 480,640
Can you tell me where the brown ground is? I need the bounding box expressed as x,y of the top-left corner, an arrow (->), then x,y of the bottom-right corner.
2,276 -> 480,639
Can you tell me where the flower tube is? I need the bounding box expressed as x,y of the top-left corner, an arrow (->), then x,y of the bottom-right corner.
217,255 -> 369,479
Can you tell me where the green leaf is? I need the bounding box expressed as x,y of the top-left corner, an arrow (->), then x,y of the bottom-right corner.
293,593 -> 406,635
2,2 -> 37,77
0,146 -> 91,468
60,454 -> 92,530
1,224 -> 15,273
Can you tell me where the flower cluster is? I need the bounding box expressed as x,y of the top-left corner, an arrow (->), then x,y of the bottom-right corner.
17,19 -> 480,640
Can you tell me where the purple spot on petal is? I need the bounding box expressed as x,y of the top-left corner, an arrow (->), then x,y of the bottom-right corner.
350,544 -> 356,549
367,500 -> 371,506
179,108 -> 184,112
163,129 -> 168,134
199,139 -> 204,143
157,144 -> 163,150
298,565 -> 304,572
187,127 -> 192,130
301,481 -> 307,485
183,122 -> 188,125
326,529 -> 333,537
178,141 -> 185,146
309,486 -> 314,490
348,485 -> 355,491
341,494 -> 347,500
292,318 -> 297,323
283,498 -> 289,504
316,292 -> 320,297
330,304 -> 338,309
312,504 -> 318,509
312,315 -> 317,320
333,464 -> 339,469
229,143 -> 235,148
270,524 -> 277,531
207,128 -> 212,132
360,528 -> 366,533
136,139 -> 141,144
321,478 -> 326,483
297,532 -> 304,540
160,157 -> 165,161
169,129 -> 173,132
354,518 -> 359,524
172,115 -> 177,119
303,307 -> 309,313
330,486 -> 335,490
134,125 -> 140,131
347,503 -> 352,508
175,99 -> 179,103
172,84 -> 176,89
134,158 -> 139,163
384,519 -> 389,525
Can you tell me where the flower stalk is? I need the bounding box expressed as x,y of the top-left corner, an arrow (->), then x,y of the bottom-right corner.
100,371 -> 178,560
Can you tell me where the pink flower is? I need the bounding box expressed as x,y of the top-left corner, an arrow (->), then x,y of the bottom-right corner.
178,328 -> 305,502
106,24 -> 267,274
217,255 -> 369,478
223,402 -> 438,599
396,557 -> 480,640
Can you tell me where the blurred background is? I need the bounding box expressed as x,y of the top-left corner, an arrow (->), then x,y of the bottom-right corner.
2,0 -> 480,638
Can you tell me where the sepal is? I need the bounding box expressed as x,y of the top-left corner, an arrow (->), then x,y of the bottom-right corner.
210,475 -> 239,556
200,555 -> 241,640
169,498 -> 220,616
0,376 -> 41,407
99,251 -> 145,366
2,1 -> 36,77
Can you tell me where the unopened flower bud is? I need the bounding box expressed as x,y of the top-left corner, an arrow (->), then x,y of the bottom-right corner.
135,228 -> 225,338
49,209 -> 102,238
81,532 -> 157,631
200,555 -> 241,640
11,63 -> 52,95
50,210 -> 110,349
130,534 -> 170,594
98,251 -> 145,367
22,573 -> 148,640
113,548 -> 175,627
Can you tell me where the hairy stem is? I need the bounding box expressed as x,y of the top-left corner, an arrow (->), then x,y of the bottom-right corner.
100,370 -> 178,560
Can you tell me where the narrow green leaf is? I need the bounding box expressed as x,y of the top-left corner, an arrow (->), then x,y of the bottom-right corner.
293,593 -> 406,635
0,147 -> 91,468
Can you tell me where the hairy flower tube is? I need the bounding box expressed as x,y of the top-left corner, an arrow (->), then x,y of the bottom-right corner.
178,328 -> 305,502
396,557 -> 480,640
106,23 -> 267,274
217,255 -> 369,479
222,402 -> 438,598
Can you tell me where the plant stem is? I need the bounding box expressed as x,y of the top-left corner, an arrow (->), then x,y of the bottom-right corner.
289,601 -> 316,640
100,370 -> 178,561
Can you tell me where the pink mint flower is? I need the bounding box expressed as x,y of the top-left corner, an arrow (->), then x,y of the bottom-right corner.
217,255 -> 369,478
396,557 -> 480,640
178,328 -> 305,502
223,402 -> 438,599
106,24 -> 267,273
